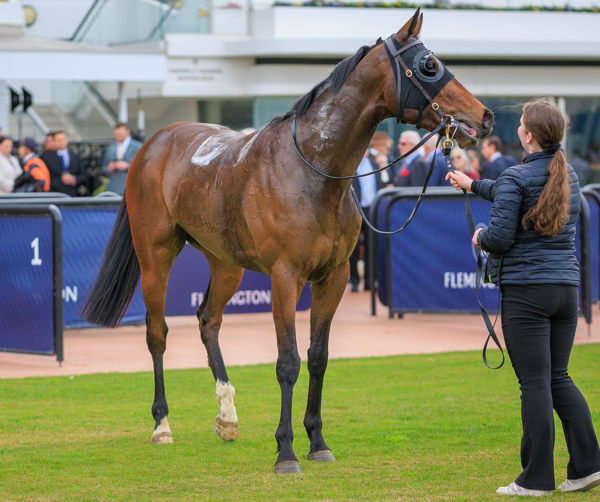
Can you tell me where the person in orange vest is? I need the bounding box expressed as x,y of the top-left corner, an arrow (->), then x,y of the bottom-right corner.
13,137 -> 50,192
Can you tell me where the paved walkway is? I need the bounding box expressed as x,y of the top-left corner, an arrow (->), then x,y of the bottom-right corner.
1,289 -> 599,379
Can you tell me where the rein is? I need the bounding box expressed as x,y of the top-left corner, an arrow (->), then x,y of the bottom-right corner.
292,115 -> 446,182
349,133 -> 448,235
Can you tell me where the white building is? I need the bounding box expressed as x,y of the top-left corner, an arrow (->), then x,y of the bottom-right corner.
1,0 -> 600,161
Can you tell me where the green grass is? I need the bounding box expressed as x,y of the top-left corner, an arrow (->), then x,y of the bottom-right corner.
1,345 -> 600,501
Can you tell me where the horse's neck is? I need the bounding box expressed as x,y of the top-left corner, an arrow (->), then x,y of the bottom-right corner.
299,87 -> 387,179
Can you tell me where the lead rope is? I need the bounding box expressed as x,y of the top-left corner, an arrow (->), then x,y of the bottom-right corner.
351,133 -> 444,235
442,132 -> 505,370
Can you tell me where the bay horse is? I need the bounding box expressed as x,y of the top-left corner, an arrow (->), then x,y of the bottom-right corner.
82,9 -> 493,474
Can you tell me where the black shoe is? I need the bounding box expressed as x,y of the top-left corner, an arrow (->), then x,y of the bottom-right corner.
351,284 -> 359,292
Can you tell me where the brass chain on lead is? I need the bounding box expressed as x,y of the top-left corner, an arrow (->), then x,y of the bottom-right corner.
442,116 -> 455,154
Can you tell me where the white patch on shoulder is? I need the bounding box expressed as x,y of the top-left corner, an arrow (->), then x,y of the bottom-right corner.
216,379 -> 238,422
313,130 -> 331,153
236,131 -> 261,164
191,133 -> 235,167
311,108 -> 333,152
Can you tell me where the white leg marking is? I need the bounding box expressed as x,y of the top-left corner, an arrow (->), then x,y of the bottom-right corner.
216,379 -> 238,422
151,417 -> 173,444
154,417 -> 171,434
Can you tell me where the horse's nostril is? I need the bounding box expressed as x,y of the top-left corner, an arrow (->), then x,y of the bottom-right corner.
482,109 -> 494,128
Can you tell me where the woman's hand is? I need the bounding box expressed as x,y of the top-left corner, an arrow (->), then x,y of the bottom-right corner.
445,171 -> 473,192
472,227 -> 482,248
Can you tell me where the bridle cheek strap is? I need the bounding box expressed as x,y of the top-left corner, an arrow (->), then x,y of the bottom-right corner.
383,38 -> 420,124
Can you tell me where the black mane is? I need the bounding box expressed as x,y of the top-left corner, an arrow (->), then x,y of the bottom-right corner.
267,39 -> 382,129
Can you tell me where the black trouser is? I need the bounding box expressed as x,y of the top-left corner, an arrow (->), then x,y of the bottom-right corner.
501,284 -> 600,491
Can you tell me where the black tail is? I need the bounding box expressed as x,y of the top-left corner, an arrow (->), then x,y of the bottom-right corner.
80,194 -> 141,327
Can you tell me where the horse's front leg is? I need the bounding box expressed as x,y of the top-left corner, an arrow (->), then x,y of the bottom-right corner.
271,269 -> 305,474
304,263 -> 348,463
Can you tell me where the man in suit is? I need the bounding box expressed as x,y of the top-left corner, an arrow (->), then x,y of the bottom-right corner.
422,134 -> 451,186
480,136 -> 518,180
101,121 -> 143,195
42,131 -> 88,196
392,130 -> 428,187
349,148 -> 385,292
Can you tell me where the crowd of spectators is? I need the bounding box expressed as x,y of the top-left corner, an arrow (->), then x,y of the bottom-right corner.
0,122 -> 143,196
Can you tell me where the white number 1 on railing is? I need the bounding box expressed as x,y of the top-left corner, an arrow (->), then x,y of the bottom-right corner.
31,237 -> 42,266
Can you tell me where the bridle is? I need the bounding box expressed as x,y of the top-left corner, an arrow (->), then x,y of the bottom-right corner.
291,34 -> 459,184
383,36 -> 452,128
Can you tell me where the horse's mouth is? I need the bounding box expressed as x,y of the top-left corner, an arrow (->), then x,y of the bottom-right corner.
454,121 -> 479,147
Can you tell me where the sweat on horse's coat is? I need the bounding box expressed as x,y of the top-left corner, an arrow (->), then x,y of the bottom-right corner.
81,9 -> 493,474
192,133 -> 237,167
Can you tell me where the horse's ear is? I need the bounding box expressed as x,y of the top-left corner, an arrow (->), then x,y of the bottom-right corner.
396,8 -> 423,42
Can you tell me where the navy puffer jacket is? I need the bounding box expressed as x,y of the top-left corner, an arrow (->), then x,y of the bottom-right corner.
471,151 -> 580,286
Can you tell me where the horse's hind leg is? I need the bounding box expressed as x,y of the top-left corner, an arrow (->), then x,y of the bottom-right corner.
197,258 -> 244,442
133,224 -> 186,444
304,263 -> 348,463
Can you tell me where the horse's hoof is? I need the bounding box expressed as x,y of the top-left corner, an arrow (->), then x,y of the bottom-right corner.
307,450 -> 336,462
151,431 -> 173,444
274,460 -> 302,474
214,417 -> 239,441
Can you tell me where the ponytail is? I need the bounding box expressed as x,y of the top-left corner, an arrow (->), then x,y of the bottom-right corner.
520,99 -> 570,237
522,149 -> 569,236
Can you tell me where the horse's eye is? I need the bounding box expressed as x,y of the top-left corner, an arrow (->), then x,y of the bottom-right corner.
420,56 -> 439,77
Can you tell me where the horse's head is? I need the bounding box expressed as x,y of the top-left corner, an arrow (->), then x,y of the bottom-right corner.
382,9 -> 493,147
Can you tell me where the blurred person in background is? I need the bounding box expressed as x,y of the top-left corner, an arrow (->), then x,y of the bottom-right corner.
569,149 -> 591,186
480,135 -> 518,180
14,137 -> 50,192
370,131 -> 393,159
0,135 -> 22,194
42,131 -> 87,196
466,148 -> 482,177
392,130 -> 427,186
349,148 -> 385,292
42,132 -> 56,154
450,148 -> 480,181
101,121 -> 143,195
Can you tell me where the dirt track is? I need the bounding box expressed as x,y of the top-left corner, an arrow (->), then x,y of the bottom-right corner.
1,289 -> 599,379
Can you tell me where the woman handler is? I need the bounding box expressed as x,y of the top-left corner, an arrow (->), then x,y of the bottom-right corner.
447,98 -> 600,496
